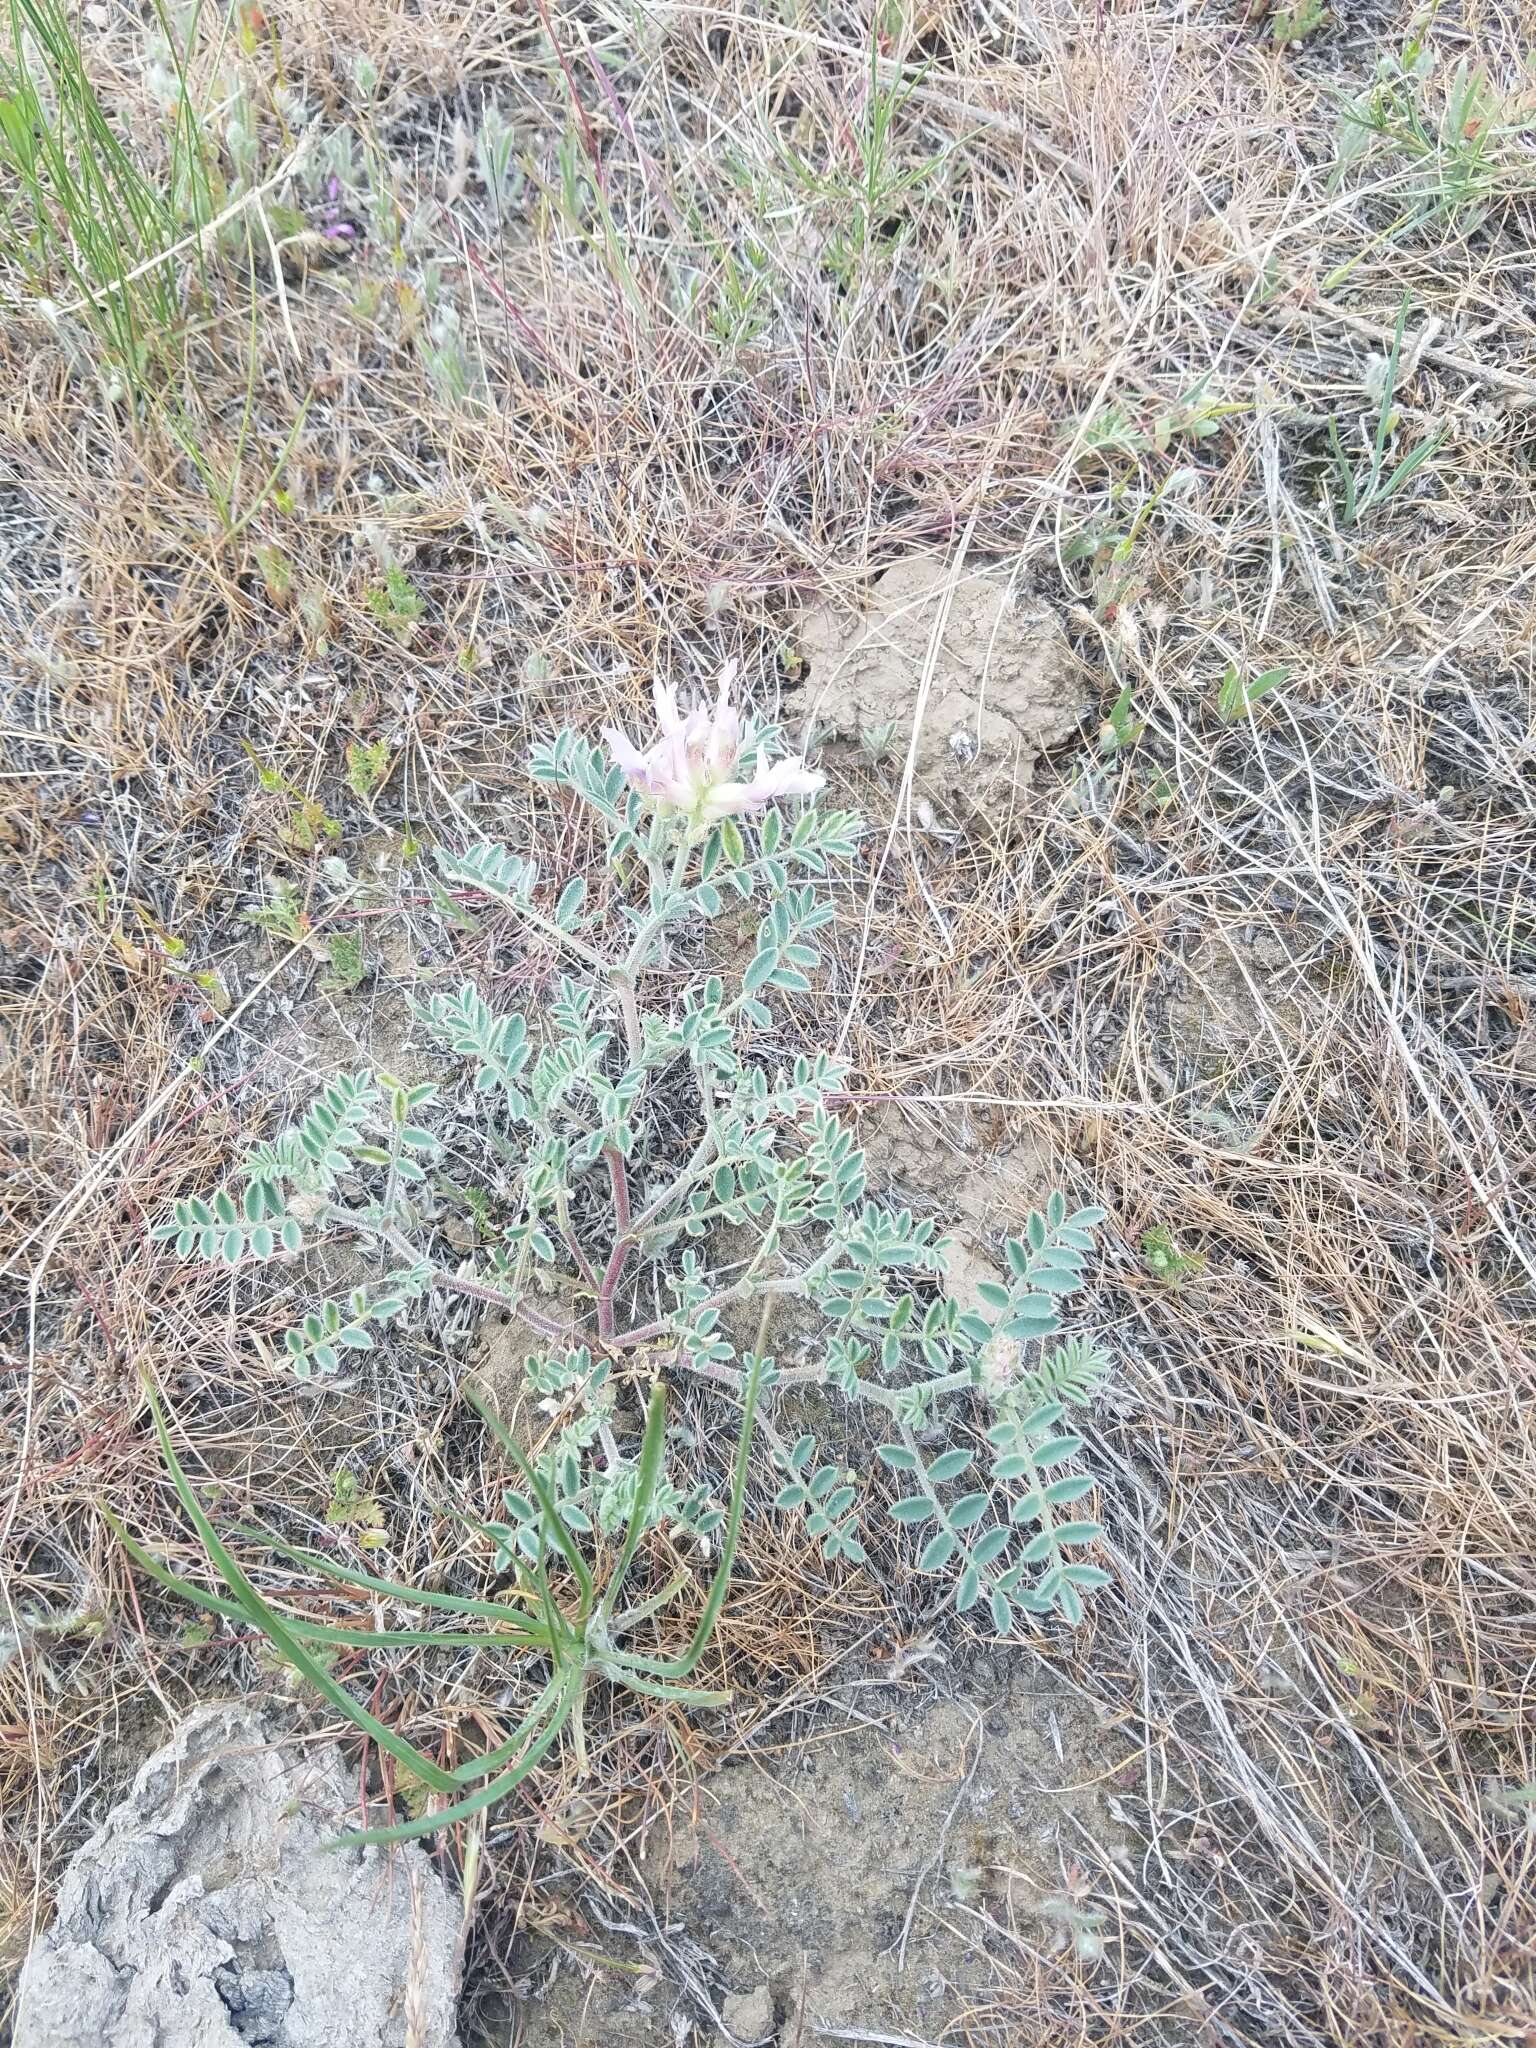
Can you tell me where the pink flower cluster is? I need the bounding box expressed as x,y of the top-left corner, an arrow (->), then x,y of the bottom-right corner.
603,666 -> 823,831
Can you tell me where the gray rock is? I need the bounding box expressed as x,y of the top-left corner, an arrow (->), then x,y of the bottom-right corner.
15,1704 -> 460,2048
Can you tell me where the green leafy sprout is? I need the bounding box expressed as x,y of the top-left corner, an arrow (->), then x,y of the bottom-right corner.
1324,296 -> 1447,529
1217,661 -> 1289,725
1141,1225 -> 1206,1289
1330,41 -> 1536,250
1271,1 -> 1328,46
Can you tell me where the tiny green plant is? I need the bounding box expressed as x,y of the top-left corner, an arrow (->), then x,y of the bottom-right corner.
191,967 -> 231,1013
256,544 -> 293,602
1324,297 -> 1446,529
1271,0 -> 1327,45
1141,1226 -> 1206,1288
474,99 -> 522,215
150,673 -> 1112,1633
320,929 -> 366,993
324,1468 -> 386,1548
282,798 -> 341,854
345,738 -> 392,802
1062,465 -> 1203,624
245,750 -> 343,851
859,717 -> 901,765
1217,662 -> 1289,724
244,877 -> 308,943
114,1363 -> 763,1843
364,563 -> 426,642
1098,683 -> 1145,756
1485,1781 -> 1536,1818
1068,382 -> 1243,466
1038,1890 -> 1108,1963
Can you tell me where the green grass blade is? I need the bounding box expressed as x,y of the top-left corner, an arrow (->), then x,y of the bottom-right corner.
596,1380 -> 667,1626
108,1516 -> 535,1650
332,1671 -> 580,1845
105,1510 -> 255,1626
625,1352 -> 763,1682
446,1670 -> 565,1784
1373,424 -> 1448,510
606,1569 -> 689,1637
145,1381 -> 457,1793
232,1529 -> 546,1637
591,1660 -> 729,1708
1326,416 -> 1357,527
1370,295 -> 1410,477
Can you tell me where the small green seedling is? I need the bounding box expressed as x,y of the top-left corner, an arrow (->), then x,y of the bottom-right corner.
246,749 -> 342,851
1070,383 -> 1243,466
1325,297 -> 1447,528
256,546 -> 293,601
345,738 -> 391,802
1217,662 -> 1289,724
244,878 -> 308,944
1485,1781 -> 1536,1818
1330,42 -> 1533,247
475,100 -> 521,209
364,563 -> 425,642
192,968 -> 231,1014
1142,1226 -> 1206,1288
1099,684 -> 1145,755
1271,0 -> 1328,45
324,1469 -> 386,1548
1039,1892 -> 1108,1963
320,930 -> 366,992
859,718 -> 901,765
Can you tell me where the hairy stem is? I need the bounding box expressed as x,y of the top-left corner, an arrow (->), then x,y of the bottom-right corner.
595,1147 -> 633,1341
369,1218 -> 576,1343
605,1146 -> 632,1237
611,1255 -> 815,1351
553,1188 -> 598,1294
611,970 -> 643,1066
627,1098 -> 718,1238
607,834 -> 694,1065
431,1264 -> 575,1341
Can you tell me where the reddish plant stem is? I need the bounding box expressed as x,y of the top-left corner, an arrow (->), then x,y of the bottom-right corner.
556,1198 -> 599,1294
433,1263 -> 574,1342
596,1146 -> 634,1341
534,0 -> 606,183
605,1146 -> 632,1237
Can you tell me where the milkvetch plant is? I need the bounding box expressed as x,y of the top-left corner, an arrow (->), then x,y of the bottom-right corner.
149,670 -> 1112,1639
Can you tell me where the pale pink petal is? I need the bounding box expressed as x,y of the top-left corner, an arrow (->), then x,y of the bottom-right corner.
659,729 -> 701,803
603,724 -> 649,777
752,757 -> 825,801
705,664 -> 742,781
652,679 -> 685,735
699,758 -> 823,821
